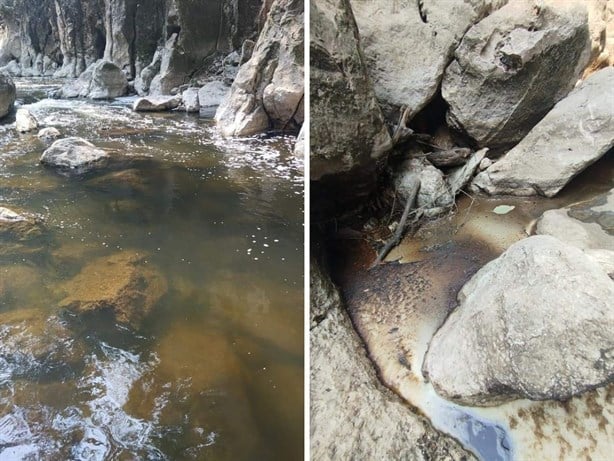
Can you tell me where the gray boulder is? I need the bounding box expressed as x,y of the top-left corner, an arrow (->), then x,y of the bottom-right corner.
536,187 -> 614,276
59,60 -> 128,99
88,60 -> 129,99
472,67 -> 614,197
15,108 -> 39,133
199,81 -> 229,117
0,74 -> 16,119
423,235 -> 614,406
215,0 -> 304,136
40,137 -> 108,171
310,0 -> 392,215
132,95 -> 182,112
182,88 -> 200,113
442,0 -> 591,152
349,0 -> 507,121
310,260 -> 475,460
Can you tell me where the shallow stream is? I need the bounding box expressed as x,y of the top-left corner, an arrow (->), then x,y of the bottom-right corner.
0,79 -> 304,460
333,153 -> 613,461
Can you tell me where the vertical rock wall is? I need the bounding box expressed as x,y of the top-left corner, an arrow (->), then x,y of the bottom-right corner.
0,0 -> 261,82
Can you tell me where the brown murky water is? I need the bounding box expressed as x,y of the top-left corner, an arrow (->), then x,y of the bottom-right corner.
332,153 -> 613,461
0,79 -> 303,460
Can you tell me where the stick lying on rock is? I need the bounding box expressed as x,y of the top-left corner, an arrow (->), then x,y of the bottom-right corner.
372,176 -> 420,267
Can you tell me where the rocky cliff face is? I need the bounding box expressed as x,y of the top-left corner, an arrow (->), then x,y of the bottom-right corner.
0,0 -> 261,87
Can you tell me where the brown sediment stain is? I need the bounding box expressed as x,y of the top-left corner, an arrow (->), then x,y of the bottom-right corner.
508,416 -> 518,429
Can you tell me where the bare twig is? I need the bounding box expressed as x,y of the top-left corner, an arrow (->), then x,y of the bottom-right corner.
392,105 -> 414,145
454,189 -> 476,234
372,177 -> 420,267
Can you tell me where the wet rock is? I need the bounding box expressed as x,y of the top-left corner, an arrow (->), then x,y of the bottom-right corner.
472,67 -> 614,197
182,88 -> 200,113
40,137 -> 109,172
0,308 -> 86,382
311,260 -> 475,460
15,108 -> 38,133
59,60 -> 128,99
58,250 -> 168,326
310,0 -> 392,216
0,73 -> 16,119
395,157 -> 454,218
350,0 -> 507,121
132,95 -> 182,112
0,206 -> 45,241
294,126 -> 304,159
442,0 -> 591,152
198,81 -> 229,117
215,0 -> 304,136
423,235 -> 614,406
536,188 -> 614,275
37,127 -> 62,140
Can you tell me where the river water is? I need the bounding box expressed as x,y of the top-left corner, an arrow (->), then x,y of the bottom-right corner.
0,79 -> 304,460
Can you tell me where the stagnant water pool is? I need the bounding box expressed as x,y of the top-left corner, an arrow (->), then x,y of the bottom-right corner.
0,79 -> 303,460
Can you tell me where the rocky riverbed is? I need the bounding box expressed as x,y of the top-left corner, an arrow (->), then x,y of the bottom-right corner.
0,78 -> 304,460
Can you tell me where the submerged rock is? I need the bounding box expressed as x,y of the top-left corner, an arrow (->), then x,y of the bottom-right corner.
132,95 -> 182,112
311,260 -> 475,460
0,206 -> 45,241
40,137 -> 109,172
58,250 -> 168,326
423,235 -> 614,406
0,74 -> 16,118
310,0 -> 391,215
215,0 -> 304,136
472,67 -> 614,197
15,108 -> 39,133
442,0 -> 591,152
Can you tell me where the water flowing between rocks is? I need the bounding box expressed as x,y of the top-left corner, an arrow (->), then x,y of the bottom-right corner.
332,153 -> 613,461
0,79 -> 304,460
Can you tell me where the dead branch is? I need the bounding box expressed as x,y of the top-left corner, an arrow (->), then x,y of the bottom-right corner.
372,176 -> 420,267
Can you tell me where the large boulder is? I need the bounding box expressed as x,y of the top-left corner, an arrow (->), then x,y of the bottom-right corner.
59,60 -> 128,99
442,0 -> 591,152
58,250 -> 168,326
0,73 -> 16,118
215,0 -> 304,136
310,260 -> 475,460
198,80 -> 230,117
40,137 -> 109,172
471,67 -> 614,197
423,235 -> 614,406
310,0 -> 391,216
349,0 -> 507,121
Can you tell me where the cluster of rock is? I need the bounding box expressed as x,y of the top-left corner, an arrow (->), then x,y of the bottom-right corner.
310,0 -> 614,457
311,0 -> 613,215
